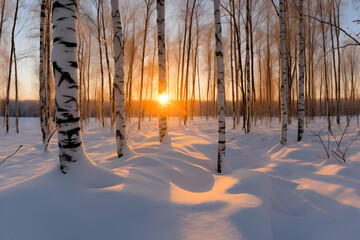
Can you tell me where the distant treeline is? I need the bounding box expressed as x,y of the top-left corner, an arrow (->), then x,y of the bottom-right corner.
1,99 -> 359,120
0,100 -> 39,117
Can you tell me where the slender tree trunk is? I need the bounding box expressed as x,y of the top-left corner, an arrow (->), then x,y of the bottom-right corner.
297,0 -> 305,141
183,0 -> 197,126
39,0 -> 47,141
101,1 -> 114,126
4,0 -> 19,133
149,33 -> 157,122
14,50 -> 19,133
157,0 -> 168,142
127,24 -> 136,121
249,0 -> 255,125
266,8 -> 272,119
245,0 -> 251,133
230,1 -> 236,129
190,16 -> 199,120
111,0 -> 126,157
179,0 -> 189,122
285,0 -> 292,125
213,0 -> 225,173
335,1 -> 341,125
97,1 -> 105,127
45,0 -> 52,133
87,34 -> 91,121
320,1 -> 331,131
138,0 -> 153,130
232,3 -> 245,129
78,31 -> 83,130
197,56 -> 201,118
176,25 -> 182,111
206,29 -> 212,121
279,0 -> 288,145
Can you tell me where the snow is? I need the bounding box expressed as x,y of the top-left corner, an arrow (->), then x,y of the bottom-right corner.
1,117 -> 360,240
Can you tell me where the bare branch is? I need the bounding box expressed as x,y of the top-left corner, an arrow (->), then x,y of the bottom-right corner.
0,145 -> 23,165
269,0 -> 279,16
44,127 -> 58,152
303,14 -> 360,45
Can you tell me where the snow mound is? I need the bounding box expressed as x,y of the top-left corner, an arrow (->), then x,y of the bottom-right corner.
1,117 -> 360,240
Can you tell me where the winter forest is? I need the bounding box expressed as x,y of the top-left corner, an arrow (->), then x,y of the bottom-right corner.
0,0 -> 360,239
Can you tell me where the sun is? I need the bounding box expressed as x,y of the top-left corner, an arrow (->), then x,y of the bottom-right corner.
158,93 -> 169,105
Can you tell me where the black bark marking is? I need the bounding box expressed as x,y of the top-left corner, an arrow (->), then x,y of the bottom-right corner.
58,127 -> 81,148
58,72 -> 76,86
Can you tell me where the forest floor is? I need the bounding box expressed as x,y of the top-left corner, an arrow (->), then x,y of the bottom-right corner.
0,117 -> 360,240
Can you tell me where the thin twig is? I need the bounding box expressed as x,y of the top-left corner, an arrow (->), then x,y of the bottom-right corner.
343,130 -> 360,159
44,127 -> 58,152
269,0 -> 279,16
0,145 -> 23,165
308,128 -> 329,159
331,150 -> 344,164
303,14 -> 360,45
338,117 -> 352,147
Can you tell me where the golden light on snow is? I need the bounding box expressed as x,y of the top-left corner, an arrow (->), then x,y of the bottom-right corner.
158,93 -> 169,105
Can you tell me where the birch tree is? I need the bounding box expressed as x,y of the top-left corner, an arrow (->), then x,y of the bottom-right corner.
245,0 -> 251,133
39,0 -> 47,141
297,0 -> 305,141
52,0 -> 89,173
111,0 -> 126,157
4,0 -> 19,133
157,0 -> 168,142
279,0 -> 287,145
213,0 -> 225,173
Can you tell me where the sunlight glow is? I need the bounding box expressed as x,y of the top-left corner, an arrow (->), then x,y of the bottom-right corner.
158,93 -> 169,105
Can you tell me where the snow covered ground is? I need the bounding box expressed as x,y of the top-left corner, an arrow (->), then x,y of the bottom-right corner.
0,117 -> 360,240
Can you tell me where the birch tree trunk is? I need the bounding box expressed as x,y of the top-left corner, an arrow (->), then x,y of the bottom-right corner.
279,0 -> 288,145
297,0 -> 305,141
4,0 -> 19,133
213,0 -> 225,173
39,0 -> 47,141
111,0 -> 126,157
245,0 -> 251,133
52,0 -> 89,173
157,0 -> 168,142
45,0 -> 52,134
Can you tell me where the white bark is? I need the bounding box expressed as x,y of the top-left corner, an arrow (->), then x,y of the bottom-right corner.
111,0 -> 126,157
297,0 -> 305,141
157,0 -> 168,142
213,0 -> 225,173
52,0 -> 88,173
39,0 -> 47,142
279,0 -> 288,145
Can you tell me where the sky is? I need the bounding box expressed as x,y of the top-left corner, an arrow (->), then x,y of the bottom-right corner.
4,0 -> 360,101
